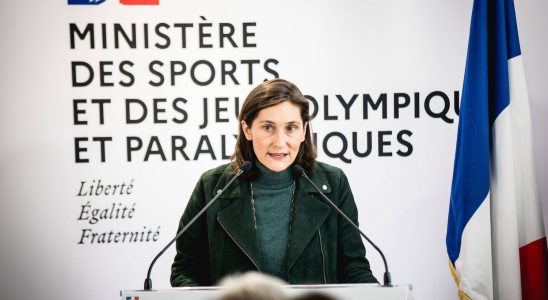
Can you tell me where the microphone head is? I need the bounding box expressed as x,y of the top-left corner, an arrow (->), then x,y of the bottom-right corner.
292,164 -> 305,176
240,161 -> 253,173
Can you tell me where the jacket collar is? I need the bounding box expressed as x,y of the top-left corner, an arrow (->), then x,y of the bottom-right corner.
213,164 -> 333,272
210,164 -> 332,198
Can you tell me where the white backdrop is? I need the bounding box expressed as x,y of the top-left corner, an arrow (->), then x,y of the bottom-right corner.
1,1 -> 547,300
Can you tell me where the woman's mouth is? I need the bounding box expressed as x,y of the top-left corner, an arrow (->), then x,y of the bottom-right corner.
268,153 -> 288,160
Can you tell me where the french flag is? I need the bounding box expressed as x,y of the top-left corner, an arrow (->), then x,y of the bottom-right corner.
446,0 -> 548,299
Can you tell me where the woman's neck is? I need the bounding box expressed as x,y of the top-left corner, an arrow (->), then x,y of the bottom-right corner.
253,160 -> 293,189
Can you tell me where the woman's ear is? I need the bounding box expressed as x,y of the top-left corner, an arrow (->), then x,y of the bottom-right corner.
302,122 -> 308,142
242,121 -> 253,141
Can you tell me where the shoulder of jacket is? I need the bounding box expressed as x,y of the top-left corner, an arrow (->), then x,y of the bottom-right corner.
199,163 -> 233,182
315,161 -> 345,178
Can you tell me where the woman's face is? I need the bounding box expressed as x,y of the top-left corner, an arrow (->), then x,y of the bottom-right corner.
242,101 -> 307,172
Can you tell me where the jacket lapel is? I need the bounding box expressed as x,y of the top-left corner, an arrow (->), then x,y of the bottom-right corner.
287,168 -> 332,271
215,178 -> 261,270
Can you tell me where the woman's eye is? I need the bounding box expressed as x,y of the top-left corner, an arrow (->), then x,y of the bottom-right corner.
263,125 -> 272,132
287,125 -> 298,132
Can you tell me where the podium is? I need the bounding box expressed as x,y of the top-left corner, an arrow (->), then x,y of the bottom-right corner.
121,284 -> 413,300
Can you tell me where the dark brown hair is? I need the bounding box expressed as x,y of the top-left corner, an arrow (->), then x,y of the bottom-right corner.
231,78 -> 317,177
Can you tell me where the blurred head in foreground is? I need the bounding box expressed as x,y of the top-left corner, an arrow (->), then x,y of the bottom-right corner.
292,292 -> 338,300
218,272 -> 339,300
218,271 -> 288,300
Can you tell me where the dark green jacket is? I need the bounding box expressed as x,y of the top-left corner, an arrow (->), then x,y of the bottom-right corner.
170,162 -> 378,286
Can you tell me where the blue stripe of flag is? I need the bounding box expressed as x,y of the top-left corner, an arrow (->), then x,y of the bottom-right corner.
446,0 -> 522,265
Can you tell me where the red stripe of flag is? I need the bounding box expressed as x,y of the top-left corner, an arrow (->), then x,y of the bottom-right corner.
120,0 -> 159,5
519,237 -> 548,300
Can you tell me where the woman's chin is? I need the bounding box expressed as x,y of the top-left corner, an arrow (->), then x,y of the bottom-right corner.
262,157 -> 292,172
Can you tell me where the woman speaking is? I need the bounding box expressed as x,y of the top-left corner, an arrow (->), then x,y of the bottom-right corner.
171,78 -> 378,286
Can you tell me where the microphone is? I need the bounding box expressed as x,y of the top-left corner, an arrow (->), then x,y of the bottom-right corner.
292,164 -> 392,287
143,161 -> 252,290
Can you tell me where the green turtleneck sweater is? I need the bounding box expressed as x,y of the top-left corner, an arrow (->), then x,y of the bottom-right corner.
252,161 -> 294,280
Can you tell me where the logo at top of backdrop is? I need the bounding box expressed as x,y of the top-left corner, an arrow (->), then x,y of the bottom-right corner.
68,0 -> 159,5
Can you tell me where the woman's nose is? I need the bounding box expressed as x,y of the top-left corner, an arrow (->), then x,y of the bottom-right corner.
272,130 -> 286,146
